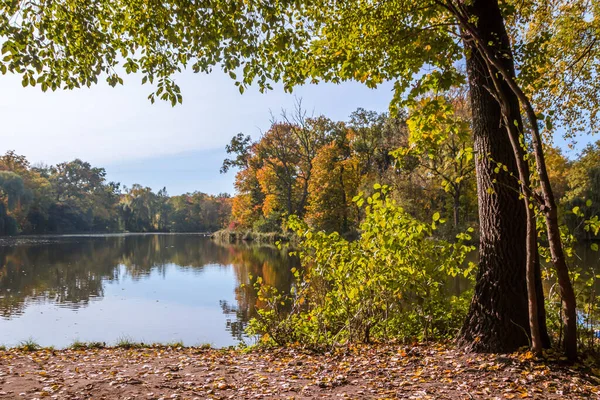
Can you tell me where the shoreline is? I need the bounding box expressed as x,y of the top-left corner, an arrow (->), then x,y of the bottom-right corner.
211,229 -> 296,244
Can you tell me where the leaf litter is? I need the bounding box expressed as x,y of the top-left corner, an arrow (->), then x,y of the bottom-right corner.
0,344 -> 598,399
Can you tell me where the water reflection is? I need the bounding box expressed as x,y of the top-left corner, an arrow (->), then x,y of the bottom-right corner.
1,234 -> 596,348
0,234 -> 298,348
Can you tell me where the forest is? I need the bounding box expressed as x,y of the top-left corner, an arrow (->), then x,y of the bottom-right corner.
0,151 -> 231,235
222,101 -> 600,242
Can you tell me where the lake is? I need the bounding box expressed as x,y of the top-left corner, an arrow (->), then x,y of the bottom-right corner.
1,233 -> 598,349
0,234 -> 298,349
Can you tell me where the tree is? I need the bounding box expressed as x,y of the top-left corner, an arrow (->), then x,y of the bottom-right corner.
0,171 -> 30,235
0,151 -> 229,235
221,133 -> 254,174
0,172 -> 29,211
451,1 -> 576,358
306,136 -> 361,234
48,159 -> 118,232
544,145 -> 571,204
254,108 -> 333,219
52,160 -> 107,202
224,107 -> 337,229
120,184 -> 158,232
223,134 -> 265,229
255,123 -> 303,217
168,191 -> 230,232
348,109 -> 407,181
156,187 -> 171,231
564,141 -> 600,239
0,151 -> 53,232
394,91 -> 475,230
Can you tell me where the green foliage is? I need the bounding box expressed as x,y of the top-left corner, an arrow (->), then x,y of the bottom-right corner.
114,336 -> 144,349
0,0 -> 466,112
392,90 -> 475,231
539,201 -> 600,351
18,338 -> 41,352
252,212 -> 283,233
212,229 -> 294,244
221,133 -> 254,174
248,185 -> 475,347
0,151 -> 232,236
70,341 -> 105,350
562,141 -> 600,240
0,171 -> 30,210
4,0 -> 596,155
0,202 -> 18,236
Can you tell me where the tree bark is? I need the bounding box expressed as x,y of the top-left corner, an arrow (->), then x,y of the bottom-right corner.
473,24 -> 544,355
457,0 -> 549,352
536,250 -> 552,348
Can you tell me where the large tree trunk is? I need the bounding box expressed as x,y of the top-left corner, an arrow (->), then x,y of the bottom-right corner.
458,0 -> 549,352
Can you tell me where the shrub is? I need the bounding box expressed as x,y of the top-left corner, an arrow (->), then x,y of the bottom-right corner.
540,201 -> 600,353
253,212 -> 283,233
248,185 -> 475,348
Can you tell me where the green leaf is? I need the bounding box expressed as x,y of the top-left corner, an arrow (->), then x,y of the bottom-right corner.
586,199 -> 592,207
432,212 -> 440,222
591,243 -> 599,252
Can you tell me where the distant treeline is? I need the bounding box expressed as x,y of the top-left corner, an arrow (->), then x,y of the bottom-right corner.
0,151 -> 231,235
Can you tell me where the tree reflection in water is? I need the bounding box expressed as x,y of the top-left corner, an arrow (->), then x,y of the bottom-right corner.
0,234 -> 298,342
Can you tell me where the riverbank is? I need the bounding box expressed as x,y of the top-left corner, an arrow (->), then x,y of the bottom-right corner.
212,229 -> 295,244
0,344 -> 598,399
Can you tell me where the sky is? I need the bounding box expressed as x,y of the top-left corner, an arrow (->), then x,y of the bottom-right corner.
0,70 -> 397,196
0,69 -> 595,196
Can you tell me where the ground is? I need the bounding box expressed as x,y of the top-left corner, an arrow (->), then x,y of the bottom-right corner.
0,344 -> 598,399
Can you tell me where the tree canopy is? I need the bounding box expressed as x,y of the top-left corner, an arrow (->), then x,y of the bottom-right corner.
2,0 -> 599,133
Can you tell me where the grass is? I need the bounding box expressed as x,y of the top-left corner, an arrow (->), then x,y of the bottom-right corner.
164,340 -> 184,348
70,340 -> 105,350
114,336 -> 145,349
18,339 -> 42,352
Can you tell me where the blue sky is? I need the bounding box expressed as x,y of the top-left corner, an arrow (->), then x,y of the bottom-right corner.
0,70 -> 397,195
0,69 -> 594,195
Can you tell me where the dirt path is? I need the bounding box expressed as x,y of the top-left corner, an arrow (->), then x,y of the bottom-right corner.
0,345 -> 598,399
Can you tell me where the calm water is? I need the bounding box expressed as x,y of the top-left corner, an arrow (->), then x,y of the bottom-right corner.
1,234 -> 598,348
0,234 -> 298,348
